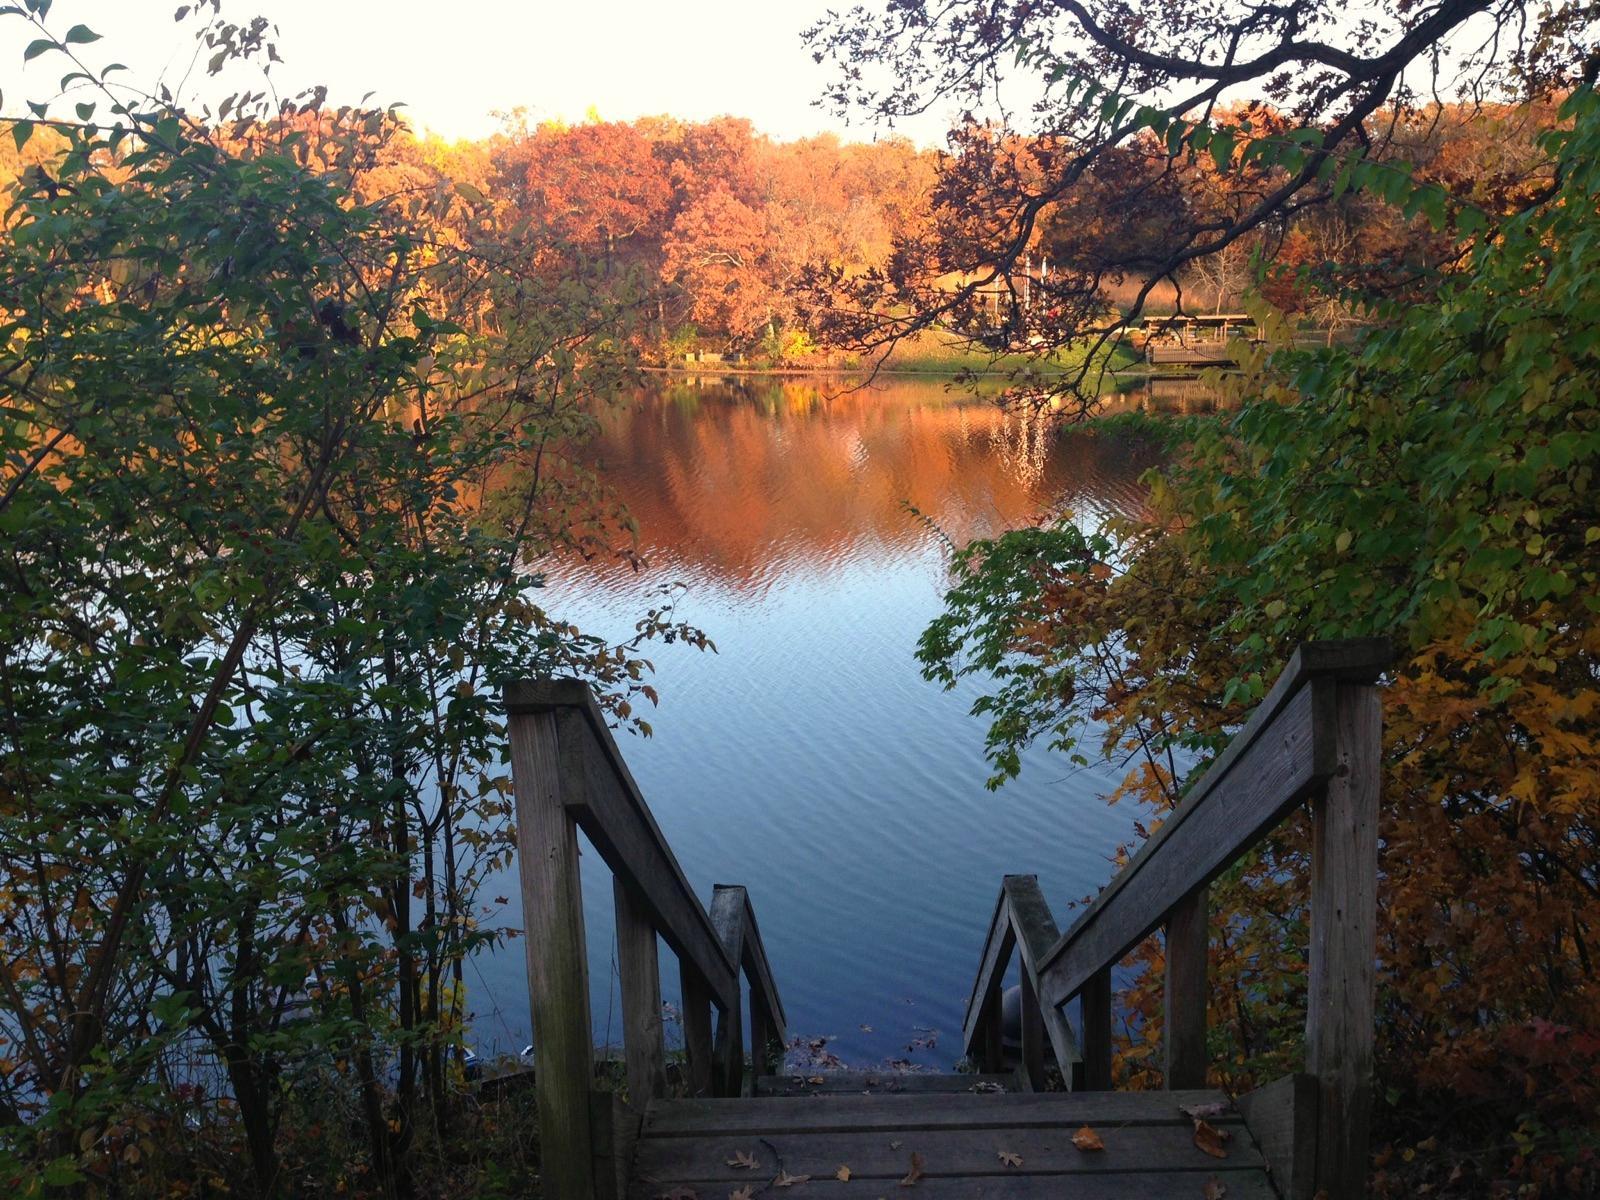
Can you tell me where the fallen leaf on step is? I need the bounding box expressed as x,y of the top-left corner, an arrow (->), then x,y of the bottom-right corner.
834,1165 -> 852,1181
726,1151 -> 758,1170
807,1076 -> 825,1085
998,1150 -> 1023,1168
1204,1177 -> 1228,1199
728,1190 -> 753,1200
1193,1118 -> 1233,1159
1071,1125 -> 1106,1152
899,1151 -> 925,1186
1182,1101 -> 1229,1121
889,1139 -> 902,1150
773,1171 -> 810,1188
860,1024 -> 873,1032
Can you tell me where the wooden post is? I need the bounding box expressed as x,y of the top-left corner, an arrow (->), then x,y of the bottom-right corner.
1081,967 -> 1113,1091
980,972 -> 1005,1074
749,993 -> 774,1078
1164,885 -> 1208,1089
1019,971 -> 1046,1091
613,876 -> 667,1105
1307,680 -> 1381,1199
508,704 -> 596,1199
680,966 -> 715,1098
708,885 -> 746,1096
713,985 -> 744,1097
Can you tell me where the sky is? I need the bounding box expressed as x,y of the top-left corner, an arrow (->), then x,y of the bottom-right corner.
3,0 -> 967,145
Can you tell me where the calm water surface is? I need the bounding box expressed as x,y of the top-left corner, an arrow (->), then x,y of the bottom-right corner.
473,375 -> 1168,1070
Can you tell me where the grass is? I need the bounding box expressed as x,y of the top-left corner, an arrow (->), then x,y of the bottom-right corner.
661,327 -> 1145,379
873,328 -> 1143,376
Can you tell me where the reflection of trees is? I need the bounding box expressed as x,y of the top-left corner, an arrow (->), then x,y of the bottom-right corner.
987,406 -> 1053,492
543,379 -> 1162,589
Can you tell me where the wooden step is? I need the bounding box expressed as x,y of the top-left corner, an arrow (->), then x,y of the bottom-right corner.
754,1071 -> 1016,1097
630,1088 -> 1273,1198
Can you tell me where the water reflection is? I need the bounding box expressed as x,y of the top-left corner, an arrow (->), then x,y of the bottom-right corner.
557,375 -> 1165,592
472,375 -> 1173,1070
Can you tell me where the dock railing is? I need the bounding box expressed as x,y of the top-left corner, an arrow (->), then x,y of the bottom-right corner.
505,679 -> 786,1200
962,639 -> 1389,1200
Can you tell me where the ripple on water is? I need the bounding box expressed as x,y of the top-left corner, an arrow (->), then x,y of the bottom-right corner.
477,377 -> 1166,1067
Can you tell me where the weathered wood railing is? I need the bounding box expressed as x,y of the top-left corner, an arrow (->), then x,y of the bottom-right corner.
505,679 -> 786,1200
963,639 -> 1388,1200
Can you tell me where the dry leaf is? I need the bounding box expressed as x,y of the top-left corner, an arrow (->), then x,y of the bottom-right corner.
729,1189 -> 754,1200
889,1139 -> 902,1150
835,1165 -> 852,1181
1182,1101 -> 1230,1120
1193,1118 -> 1233,1159
773,1170 -> 810,1188
807,1076 -> 825,1085
1071,1125 -> 1106,1152
726,1150 -> 758,1170
899,1151 -> 926,1186
998,1150 -> 1023,1168
1204,1177 -> 1228,1199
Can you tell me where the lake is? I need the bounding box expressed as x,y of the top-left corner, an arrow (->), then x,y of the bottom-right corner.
472,373 -> 1173,1072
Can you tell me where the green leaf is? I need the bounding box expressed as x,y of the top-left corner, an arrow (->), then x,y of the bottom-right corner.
11,119 -> 32,152
1209,130 -> 1236,171
23,37 -> 57,61
42,1159 -> 84,1187
63,23 -> 100,44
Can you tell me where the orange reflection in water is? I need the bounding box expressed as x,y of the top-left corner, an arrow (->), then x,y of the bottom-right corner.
571,375 -> 1164,589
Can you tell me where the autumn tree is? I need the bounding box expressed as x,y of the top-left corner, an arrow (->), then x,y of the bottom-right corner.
518,119 -> 673,276
807,0 -> 1598,398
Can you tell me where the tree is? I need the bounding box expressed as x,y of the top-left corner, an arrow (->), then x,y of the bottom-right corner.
916,90 -> 1600,1192
0,5 -> 696,1194
806,0 -> 1599,398
519,120 -> 673,276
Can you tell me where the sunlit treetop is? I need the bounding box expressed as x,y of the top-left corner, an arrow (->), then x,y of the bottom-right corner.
804,0 -> 1600,402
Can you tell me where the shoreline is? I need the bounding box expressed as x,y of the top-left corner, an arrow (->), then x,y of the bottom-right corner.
640,363 -> 1164,381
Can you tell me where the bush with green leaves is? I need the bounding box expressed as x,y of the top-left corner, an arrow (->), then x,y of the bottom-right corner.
0,4 -> 695,1193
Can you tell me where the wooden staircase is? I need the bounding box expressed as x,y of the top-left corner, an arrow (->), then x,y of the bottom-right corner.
504,640 -> 1389,1199
631,1077 -> 1275,1197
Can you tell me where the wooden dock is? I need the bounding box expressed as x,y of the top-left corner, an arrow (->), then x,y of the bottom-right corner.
504,639 -> 1389,1199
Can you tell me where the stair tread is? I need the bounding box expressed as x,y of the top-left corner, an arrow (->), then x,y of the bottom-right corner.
630,1088 -> 1273,1197
754,1070 -> 1018,1096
